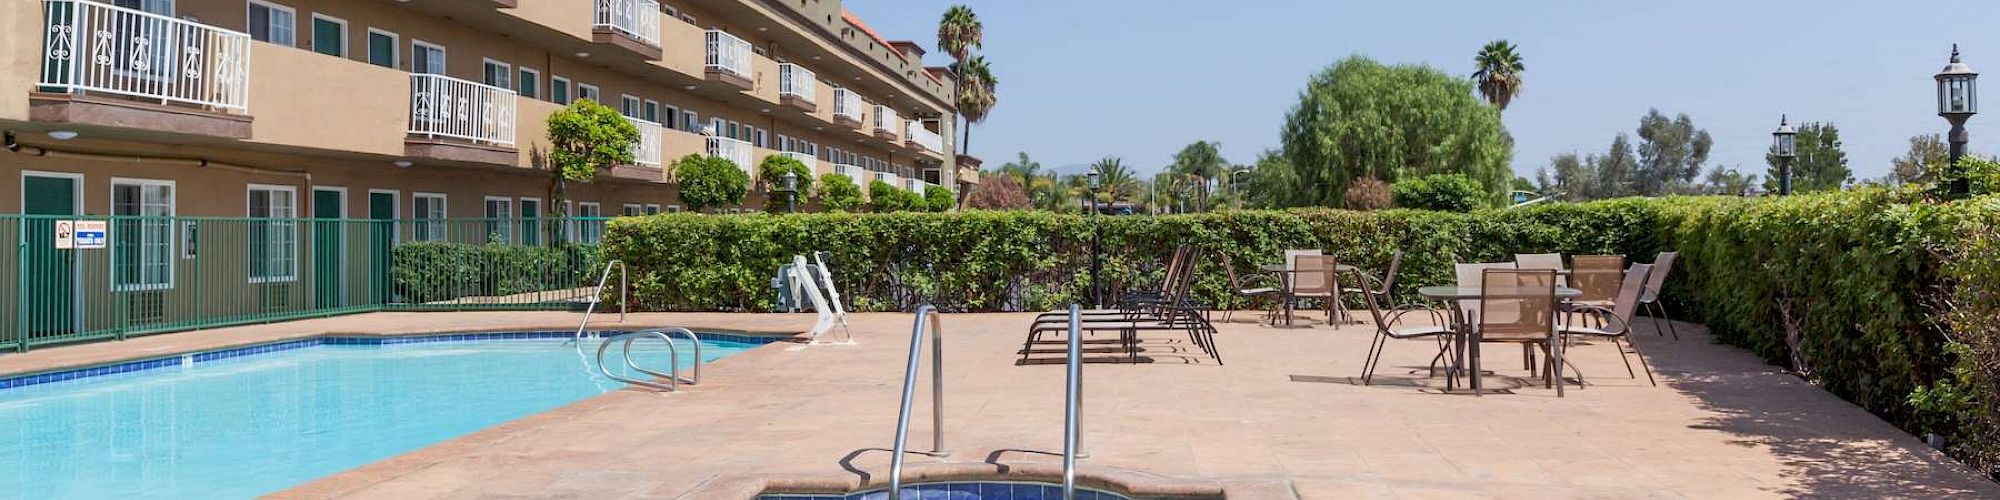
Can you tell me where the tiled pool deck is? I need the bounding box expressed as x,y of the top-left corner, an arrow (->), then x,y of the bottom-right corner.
3,311 -> 1994,498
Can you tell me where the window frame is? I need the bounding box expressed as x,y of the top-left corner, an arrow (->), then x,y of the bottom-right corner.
642,99 -> 660,123
411,192 -> 448,242
517,196 -> 543,246
482,195 -> 514,244
364,28 -> 399,69
308,13 -> 347,58
517,66 -> 540,99
109,177 -> 177,292
577,83 -> 601,103
643,204 -> 661,215
367,188 -> 401,245
622,203 -> 642,216
480,58 -> 511,90
620,94 -> 642,118
245,0 -> 297,47
576,202 -> 603,244
550,75 -> 572,104
245,183 -> 299,284
410,39 -> 446,74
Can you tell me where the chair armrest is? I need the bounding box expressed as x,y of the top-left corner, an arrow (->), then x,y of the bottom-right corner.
1385,303 -> 1446,328
1563,303 -> 1630,333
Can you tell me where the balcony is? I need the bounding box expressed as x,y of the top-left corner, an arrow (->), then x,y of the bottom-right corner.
906,120 -> 944,154
31,0 -> 253,138
778,64 -> 817,112
591,0 -> 662,59
873,105 -> 900,141
627,116 -> 663,167
875,171 -> 900,188
781,151 -> 817,169
406,73 -> 517,164
834,163 -> 869,187
704,30 -> 753,90
707,136 -> 754,174
904,178 -> 926,193
831,87 -> 863,127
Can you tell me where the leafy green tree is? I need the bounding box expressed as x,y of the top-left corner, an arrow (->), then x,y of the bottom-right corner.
1278,56 -> 1512,207
923,185 -> 956,212
818,173 -> 864,212
1089,156 -> 1141,203
1241,149 -> 1299,209
1596,134 -> 1640,198
756,155 -> 814,212
1167,141 -> 1228,210
1391,173 -> 1486,212
1547,153 -> 1593,200
545,99 -> 639,213
869,181 -> 921,212
1764,122 -> 1851,193
1635,109 -> 1714,195
1472,40 -> 1525,114
1890,134 -> 1949,185
1702,165 -> 1759,195
672,154 -> 748,212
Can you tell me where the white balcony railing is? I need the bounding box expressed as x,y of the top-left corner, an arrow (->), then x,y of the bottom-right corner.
594,0 -> 661,47
409,73 -> 517,146
38,0 -> 252,112
779,64 -> 816,104
707,136 -> 753,174
627,116 -> 662,166
835,163 -> 869,187
875,171 -> 900,188
832,87 -> 863,122
906,120 -> 944,153
782,151 -> 816,168
905,178 -> 926,193
705,30 -> 752,80
873,105 -> 900,135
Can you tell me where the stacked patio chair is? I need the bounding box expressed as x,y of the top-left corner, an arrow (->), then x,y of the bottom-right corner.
1560,263 -> 1658,386
1021,247 -> 1223,364
1115,245 -> 1194,309
1636,252 -> 1681,339
1562,255 -> 1626,328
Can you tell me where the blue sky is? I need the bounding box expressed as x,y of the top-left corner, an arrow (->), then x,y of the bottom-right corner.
848,0 -> 2000,180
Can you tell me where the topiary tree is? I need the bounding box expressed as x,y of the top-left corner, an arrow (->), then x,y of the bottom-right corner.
923,185 -> 956,212
546,99 -> 639,214
869,180 -> 914,212
1391,173 -> 1487,212
672,154 -> 749,212
757,155 -> 816,213
1278,56 -> 1512,207
1343,176 -> 1392,210
817,173 -> 864,212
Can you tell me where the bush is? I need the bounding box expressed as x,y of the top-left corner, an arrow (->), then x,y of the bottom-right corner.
673,154 -> 749,212
924,185 -> 956,212
1343,176 -> 1392,210
1391,173 -> 1486,212
869,180 -> 921,213
968,172 -> 1030,210
818,173 -> 864,212
392,242 -> 600,303
758,155 -> 815,195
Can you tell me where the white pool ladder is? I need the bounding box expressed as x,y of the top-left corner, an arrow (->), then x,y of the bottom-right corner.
594,327 -> 701,392
571,260 -> 628,345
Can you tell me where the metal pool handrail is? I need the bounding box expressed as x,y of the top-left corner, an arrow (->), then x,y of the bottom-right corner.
1062,304 -> 1082,500
888,304 -> 949,500
593,328 -> 699,391
573,260 -> 628,344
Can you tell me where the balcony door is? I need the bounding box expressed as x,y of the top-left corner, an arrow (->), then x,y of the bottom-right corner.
411,41 -> 445,75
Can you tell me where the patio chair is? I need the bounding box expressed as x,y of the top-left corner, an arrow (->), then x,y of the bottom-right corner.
1219,257 -> 1280,323
1358,277 -> 1451,385
1514,253 -> 1568,287
1476,269 -> 1566,397
1024,248 -> 1224,364
1341,251 -> 1404,312
1560,263 -> 1657,386
1453,262 -> 1516,314
1561,255 -> 1626,327
1637,251 -> 1680,340
1290,255 -> 1341,322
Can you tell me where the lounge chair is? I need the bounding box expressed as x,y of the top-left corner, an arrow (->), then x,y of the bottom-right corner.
1023,248 -> 1223,364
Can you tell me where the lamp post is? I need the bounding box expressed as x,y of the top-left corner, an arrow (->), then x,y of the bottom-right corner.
1231,168 -> 1250,210
1938,44 -> 1980,198
1087,170 -> 1102,308
1772,115 -> 1797,195
781,171 -> 799,213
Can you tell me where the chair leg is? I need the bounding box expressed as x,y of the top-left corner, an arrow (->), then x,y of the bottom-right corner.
1624,336 -> 1657,386
1613,335 -> 1637,379
1657,301 -> 1681,340
1361,333 -> 1388,385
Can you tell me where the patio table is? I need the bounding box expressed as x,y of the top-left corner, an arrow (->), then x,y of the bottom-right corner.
1259,264 -> 1359,327
1417,285 -> 1582,394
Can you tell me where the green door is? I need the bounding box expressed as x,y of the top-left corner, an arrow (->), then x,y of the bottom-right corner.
312,189 -> 344,310
21,174 -> 80,344
368,192 -> 395,304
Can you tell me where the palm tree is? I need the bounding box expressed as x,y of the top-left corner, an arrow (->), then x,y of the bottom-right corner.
1472,40 -> 1525,113
936,6 -> 988,152
1167,141 -> 1226,211
936,5 -> 982,62
1089,156 -> 1140,204
953,56 -> 997,152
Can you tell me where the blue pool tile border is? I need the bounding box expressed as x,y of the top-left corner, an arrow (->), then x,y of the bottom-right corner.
0,330 -> 786,391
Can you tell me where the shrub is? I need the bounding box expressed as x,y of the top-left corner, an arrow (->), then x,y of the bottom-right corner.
673,154 -> 749,212
1391,173 -> 1486,212
967,173 -> 1030,210
869,180 -> 920,213
757,155 -> 815,196
1343,176 -> 1392,210
924,185 -> 957,212
817,173 -> 864,212
392,242 -> 600,303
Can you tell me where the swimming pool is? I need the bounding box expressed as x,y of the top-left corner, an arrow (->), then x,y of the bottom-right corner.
0,333 -> 763,500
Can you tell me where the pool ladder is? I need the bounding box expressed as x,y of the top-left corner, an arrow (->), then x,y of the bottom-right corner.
594,327 -> 701,392
571,260 -> 628,345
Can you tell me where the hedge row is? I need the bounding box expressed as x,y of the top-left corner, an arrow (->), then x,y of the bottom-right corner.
391,242 -> 601,303
604,190 -> 2000,475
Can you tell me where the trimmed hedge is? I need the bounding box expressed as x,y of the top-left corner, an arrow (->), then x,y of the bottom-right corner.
392,242 -> 601,303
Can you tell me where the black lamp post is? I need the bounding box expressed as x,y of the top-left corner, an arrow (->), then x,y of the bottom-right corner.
1938,44 -> 1979,198
1087,170 -> 1102,308
1772,115 -> 1797,195
781,171 -> 799,213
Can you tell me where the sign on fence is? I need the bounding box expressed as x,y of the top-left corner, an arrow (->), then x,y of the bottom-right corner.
55,220 -> 73,249
55,220 -> 108,249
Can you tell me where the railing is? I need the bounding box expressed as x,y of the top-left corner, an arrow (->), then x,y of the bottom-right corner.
887,304 -> 949,500
876,171 -> 901,188
874,105 -> 900,135
906,121 -> 945,153
571,260 -> 626,344
1,216 -> 612,352
835,163 -> 869,187
626,116 -> 663,166
1062,305 -> 1084,500
704,30 -> 752,80
905,178 -> 926,193
409,73 -> 518,146
778,64 -> 817,104
832,87 -> 863,122
593,327 -> 700,391
782,151 -> 816,167
38,0 -> 252,112
593,0 -> 661,47
707,136 -> 753,174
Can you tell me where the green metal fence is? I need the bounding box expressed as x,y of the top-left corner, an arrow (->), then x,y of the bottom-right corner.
3,215 -> 611,352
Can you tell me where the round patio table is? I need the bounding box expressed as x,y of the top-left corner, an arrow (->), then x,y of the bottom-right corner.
1259,264 -> 1360,327
1416,285 -> 1582,394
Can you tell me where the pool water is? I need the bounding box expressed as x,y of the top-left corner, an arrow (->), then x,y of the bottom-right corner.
0,336 -> 758,500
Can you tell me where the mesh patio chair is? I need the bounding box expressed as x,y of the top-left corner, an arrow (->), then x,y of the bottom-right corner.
1514,253 -> 1568,287
1291,255 -> 1341,322
1560,263 -> 1657,386
1562,255 -> 1626,327
1453,262 -> 1516,314
1477,269 -> 1566,397
1358,278 -> 1451,385
1341,251 -> 1404,311
1637,251 -> 1680,340
1220,257 -> 1280,323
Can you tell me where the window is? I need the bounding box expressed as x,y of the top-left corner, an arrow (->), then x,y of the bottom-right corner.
481,59 -> 510,89
310,14 -> 345,57
576,202 -> 603,243
550,75 -> 571,104
247,185 -> 298,283
412,193 -> 446,241
411,40 -> 445,74
644,204 -> 661,215
643,100 -> 659,123
753,127 -> 767,148
246,1 -> 296,46
620,95 -> 641,118
483,196 -> 512,244
517,67 -> 540,99
667,205 -> 684,213
518,197 -> 542,246
366,28 -> 397,68
726,121 -> 739,139
113,0 -> 173,15
112,179 -> 174,291
577,83 -> 601,103
681,110 -> 700,133
709,117 -> 725,136
663,104 -> 681,129
622,203 -> 642,216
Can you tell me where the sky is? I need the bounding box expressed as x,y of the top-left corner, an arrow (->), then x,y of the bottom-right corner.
846,0 -> 2000,181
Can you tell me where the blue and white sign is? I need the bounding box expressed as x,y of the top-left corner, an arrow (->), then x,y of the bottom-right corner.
72,220 -> 107,249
